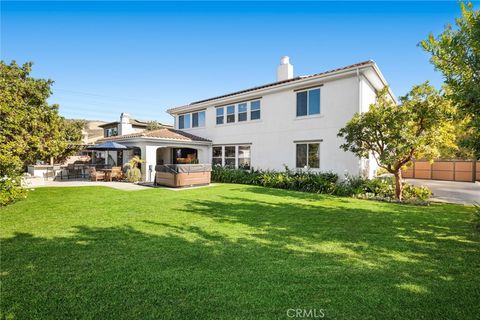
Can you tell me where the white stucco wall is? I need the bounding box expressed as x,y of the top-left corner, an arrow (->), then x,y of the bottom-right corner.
111,139 -> 211,182
177,75 -> 375,178
359,76 -> 379,177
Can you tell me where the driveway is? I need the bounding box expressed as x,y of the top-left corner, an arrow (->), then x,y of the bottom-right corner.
406,179 -> 480,205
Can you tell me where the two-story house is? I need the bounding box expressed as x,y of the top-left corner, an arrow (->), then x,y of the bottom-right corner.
99,58 -> 395,182
166,57 -> 395,179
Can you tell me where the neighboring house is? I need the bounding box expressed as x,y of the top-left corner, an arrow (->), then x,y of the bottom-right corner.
98,114 -> 162,137
166,57 -> 396,179
82,120 -> 107,144
96,57 -> 395,182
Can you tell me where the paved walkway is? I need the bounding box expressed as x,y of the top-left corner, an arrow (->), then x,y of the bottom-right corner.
29,179 -> 150,191
406,179 -> 480,205
26,178 -> 216,192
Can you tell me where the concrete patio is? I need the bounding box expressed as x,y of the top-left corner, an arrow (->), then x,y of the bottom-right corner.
25,178 -> 215,192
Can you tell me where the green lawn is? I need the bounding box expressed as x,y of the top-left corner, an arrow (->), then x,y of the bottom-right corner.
1,184 -> 479,319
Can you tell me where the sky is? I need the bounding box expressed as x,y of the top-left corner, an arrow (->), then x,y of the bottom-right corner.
1,1 -> 470,124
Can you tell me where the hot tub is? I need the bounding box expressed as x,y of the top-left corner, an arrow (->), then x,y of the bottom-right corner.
155,164 -> 212,188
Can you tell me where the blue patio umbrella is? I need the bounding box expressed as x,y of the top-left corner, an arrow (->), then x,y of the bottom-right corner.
87,142 -> 128,166
87,141 -> 128,151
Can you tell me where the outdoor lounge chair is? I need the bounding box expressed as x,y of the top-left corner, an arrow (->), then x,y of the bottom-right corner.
89,167 -> 105,181
110,166 -> 124,181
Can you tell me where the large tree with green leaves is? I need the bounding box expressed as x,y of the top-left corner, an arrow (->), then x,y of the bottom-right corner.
0,61 -> 84,178
338,83 -> 456,200
420,1 -> 480,158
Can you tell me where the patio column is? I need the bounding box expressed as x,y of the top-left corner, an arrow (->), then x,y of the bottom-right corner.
143,145 -> 157,182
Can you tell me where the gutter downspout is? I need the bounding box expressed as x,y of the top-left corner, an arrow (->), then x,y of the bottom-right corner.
356,68 -> 362,114
356,68 -> 367,177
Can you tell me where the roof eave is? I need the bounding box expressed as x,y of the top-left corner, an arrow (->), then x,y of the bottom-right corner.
166,61 -> 379,115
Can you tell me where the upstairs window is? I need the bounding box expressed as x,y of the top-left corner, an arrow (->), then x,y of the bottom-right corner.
192,111 -> 205,128
296,143 -> 320,169
227,105 -> 235,123
178,114 -> 191,129
216,99 -> 261,125
216,107 -> 224,125
104,127 -> 118,137
238,103 -> 247,122
296,88 -> 321,117
250,100 -> 261,120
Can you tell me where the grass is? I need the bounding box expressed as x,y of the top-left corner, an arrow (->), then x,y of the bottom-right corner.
1,184 -> 479,319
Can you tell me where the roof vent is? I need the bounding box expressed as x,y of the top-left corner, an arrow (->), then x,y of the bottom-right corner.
277,56 -> 293,81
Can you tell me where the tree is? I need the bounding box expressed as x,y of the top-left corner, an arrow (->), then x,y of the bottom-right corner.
420,1 -> 480,158
0,61 -> 84,177
53,119 -> 87,163
338,83 -> 456,200
146,120 -> 164,131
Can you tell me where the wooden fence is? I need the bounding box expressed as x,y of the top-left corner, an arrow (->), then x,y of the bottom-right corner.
402,159 -> 480,182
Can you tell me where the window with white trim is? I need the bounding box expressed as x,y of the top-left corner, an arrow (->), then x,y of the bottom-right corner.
178,114 -> 191,129
296,143 -> 320,168
238,146 -> 251,169
224,146 -> 236,167
238,103 -> 247,122
212,146 -> 222,166
192,111 -> 205,128
226,105 -> 235,123
215,99 -> 261,125
216,107 -> 224,125
211,145 -> 251,169
250,100 -> 261,120
296,88 -> 321,117
178,110 -> 205,129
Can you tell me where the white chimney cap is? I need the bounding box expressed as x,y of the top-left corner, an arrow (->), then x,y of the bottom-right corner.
280,56 -> 290,65
120,112 -> 131,123
277,56 -> 294,81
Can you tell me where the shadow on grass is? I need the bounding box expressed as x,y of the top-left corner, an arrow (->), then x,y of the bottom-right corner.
1,187 -> 479,319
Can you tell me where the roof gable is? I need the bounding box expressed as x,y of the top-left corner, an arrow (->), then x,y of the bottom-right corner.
97,128 -> 211,143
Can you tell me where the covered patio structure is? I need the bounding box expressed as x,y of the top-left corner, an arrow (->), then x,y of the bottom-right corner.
95,128 -> 212,182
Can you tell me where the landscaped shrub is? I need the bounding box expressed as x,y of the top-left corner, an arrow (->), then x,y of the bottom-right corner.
126,156 -> 144,183
0,175 -> 27,207
473,203 -> 480,232
212,166 -> 339,194
402,183 -> 432,201
211,166 -> 432,203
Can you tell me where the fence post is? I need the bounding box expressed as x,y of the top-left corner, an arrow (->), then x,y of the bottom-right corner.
453,160 -> 456,182
473,160 -> 477,182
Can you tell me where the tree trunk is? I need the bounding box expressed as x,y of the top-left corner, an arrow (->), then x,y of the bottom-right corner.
393,170 -> 403,201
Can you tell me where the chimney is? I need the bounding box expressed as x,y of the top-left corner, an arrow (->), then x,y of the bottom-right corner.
120,112 -> 130,123
119,112 -> 133,135
277,56 -> 293,81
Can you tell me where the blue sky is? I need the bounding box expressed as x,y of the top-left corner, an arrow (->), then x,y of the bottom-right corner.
1,1 -> 468,123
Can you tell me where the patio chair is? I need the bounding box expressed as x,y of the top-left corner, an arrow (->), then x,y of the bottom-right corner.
111,166 -> 124,181
89,167 -> 105,181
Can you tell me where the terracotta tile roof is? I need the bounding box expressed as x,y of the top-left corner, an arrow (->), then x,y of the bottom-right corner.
167,60 -> 374,113
97,128 -> 211,143
98,119 -> 173,128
